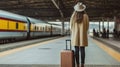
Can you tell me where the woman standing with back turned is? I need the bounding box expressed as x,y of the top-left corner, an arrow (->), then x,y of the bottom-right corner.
70,2 -> 89,67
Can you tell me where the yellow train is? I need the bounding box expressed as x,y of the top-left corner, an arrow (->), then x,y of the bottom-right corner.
0,10 -> 61,43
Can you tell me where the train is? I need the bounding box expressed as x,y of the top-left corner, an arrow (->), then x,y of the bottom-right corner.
0,10 -> 62,43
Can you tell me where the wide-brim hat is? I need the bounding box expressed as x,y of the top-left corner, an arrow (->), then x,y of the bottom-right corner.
74,2 -> 86,12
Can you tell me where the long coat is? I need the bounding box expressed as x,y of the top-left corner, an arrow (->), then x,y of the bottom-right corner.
70,11 -> 89,47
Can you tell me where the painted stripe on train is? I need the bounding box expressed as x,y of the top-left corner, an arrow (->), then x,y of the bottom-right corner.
0,29 -> 27,32
30,31 -> 50,32
30,32 -> 50,37
0,29 -> 52,32
0,32 -> 27,38
0,17 -> 27,23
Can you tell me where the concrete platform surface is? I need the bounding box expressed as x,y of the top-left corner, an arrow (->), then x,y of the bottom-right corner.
0,36 -> 60,52
0,36 -> 119,66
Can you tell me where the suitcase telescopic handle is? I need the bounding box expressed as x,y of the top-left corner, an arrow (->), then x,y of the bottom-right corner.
66,39 -> 72,50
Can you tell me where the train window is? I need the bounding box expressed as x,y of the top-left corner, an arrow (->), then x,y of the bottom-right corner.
45,26 -> 47,31
7,21 -> 9,29
43,27 -> 45,31
37,27 -> 39,31
24,26 -> 25,30
16,22 -> 18,29
36,26 -> 38,31
41,27 -> 43,31
34,26 -> 36,31
34,26 -> 39,31
49,27 -> 51,31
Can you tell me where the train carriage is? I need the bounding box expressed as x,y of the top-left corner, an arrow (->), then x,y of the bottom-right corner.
0,10 -> 28,41
50,23 -> 62,36
27,17 -> 51,38
0,10 -> 62,43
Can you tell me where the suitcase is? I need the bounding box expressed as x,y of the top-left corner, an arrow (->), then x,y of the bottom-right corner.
61,39 -> 75,67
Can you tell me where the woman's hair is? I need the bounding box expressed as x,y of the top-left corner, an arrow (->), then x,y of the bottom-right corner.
75,11 -> 85,23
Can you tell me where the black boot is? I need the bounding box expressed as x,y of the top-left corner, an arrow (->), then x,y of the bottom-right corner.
77,64 -> 79,67
81,64 -> 84,67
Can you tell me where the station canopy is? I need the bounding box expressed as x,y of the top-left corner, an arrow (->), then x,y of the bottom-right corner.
0,0 -> 120,21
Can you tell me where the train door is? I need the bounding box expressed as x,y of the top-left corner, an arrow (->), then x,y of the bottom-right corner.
50,24 -> 53,36
26,18 -> 31,39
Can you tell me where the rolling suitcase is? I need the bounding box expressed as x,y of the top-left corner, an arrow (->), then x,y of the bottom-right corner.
61,39 -> 75,67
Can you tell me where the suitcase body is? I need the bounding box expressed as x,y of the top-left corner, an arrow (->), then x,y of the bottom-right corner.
61,39 -> 75,67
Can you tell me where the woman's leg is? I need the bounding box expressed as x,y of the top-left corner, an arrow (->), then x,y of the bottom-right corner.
80,47 -> 85,64
74,46 -> 79,66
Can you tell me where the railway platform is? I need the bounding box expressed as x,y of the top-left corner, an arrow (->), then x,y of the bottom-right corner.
93,37 -> 120,53
0,36 -> 120,67
0,36 -> 60,52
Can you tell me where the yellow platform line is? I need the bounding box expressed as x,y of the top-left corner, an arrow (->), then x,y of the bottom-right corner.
92,38 -> 120,62
0,37 -> 65,57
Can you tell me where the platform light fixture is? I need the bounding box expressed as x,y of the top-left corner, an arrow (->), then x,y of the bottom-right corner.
56,19 -> 60,22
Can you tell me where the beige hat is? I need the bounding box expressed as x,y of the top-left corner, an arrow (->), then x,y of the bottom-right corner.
74,2 -> 86,12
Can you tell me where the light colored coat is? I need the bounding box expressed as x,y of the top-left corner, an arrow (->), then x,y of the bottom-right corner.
70,11 -> 89,47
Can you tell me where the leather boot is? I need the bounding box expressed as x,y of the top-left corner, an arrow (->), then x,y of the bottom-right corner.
77,64 -> 79,67
81,64 -> 84,67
